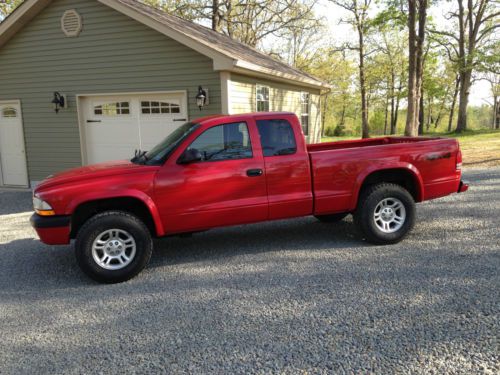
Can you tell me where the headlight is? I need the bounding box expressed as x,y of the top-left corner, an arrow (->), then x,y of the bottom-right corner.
33,195 -> 55,216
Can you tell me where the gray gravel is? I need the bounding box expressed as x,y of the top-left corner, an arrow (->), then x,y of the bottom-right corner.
0,168 -> 498,374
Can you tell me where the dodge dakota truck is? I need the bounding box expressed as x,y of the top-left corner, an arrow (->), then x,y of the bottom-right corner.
31,112 -> 468,283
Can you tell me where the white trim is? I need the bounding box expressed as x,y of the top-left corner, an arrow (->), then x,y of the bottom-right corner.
76,90 -> 189,165
220,72 -> 232,115
0,99 -> 29,188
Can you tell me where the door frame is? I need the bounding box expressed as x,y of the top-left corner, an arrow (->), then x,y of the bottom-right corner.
0,99 -> 29,187
76,90 -> 189,165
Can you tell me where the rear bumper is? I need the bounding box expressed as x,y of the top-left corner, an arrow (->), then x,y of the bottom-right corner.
30,214 -> 71,245
458,180 -> 469,193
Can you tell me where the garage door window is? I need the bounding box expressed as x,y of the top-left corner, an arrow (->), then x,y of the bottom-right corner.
2,107 -> 17,118
141,101 -> 181,114
94,102 -> 130,115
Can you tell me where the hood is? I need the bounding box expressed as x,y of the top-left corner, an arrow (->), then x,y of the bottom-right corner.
35,160 -> 158,191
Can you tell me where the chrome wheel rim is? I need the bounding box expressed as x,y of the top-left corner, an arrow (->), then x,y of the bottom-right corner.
91,229 -> 136,270
374,198 -> 406,233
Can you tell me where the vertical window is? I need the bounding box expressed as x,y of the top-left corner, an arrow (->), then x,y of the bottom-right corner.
256,85 -> 270,112
256,119 -> 297,157
187,122 -> 253,161
300,92 -> 310,135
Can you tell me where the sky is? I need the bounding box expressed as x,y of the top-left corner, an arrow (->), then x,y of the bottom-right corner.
318,0 -> 493,106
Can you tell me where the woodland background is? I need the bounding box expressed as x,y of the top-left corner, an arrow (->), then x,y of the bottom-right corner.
1,0 -> 499,139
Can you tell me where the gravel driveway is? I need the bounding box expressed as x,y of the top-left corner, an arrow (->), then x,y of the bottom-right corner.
0,168 -> 498,374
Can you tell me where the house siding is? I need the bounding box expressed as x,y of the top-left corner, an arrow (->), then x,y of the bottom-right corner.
229,73 -> 322,143
0,0 -> 221,181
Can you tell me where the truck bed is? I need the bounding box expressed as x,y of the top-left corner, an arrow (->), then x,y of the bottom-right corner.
307,136 -> 461,216
307,136 -> 439,153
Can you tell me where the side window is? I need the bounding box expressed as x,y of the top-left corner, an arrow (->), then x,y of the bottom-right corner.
256,85 -> 270,112
187,122 -> 253,161
257,119 -> 297,157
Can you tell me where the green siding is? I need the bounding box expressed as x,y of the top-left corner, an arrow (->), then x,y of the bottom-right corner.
0,0 -> 221,181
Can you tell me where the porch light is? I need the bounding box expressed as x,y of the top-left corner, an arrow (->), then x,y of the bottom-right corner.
196,86 -> 207,110
51,92 -> 66,113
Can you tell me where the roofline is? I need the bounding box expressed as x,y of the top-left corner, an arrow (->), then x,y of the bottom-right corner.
0,0 -> 331,90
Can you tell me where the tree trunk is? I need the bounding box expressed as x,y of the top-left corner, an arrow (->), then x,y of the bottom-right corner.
358,27 -> 369,139
495,98 -> 500,129
390,71 -> 395,134
456,70 -> 471,132
211,0 -> 221,32
405,0 -> 427,136
448,76 -> 460,132
418,93 -> 424,135
492,95 -> 498,129
384,92 -> 389,135
320,93 -> 330,137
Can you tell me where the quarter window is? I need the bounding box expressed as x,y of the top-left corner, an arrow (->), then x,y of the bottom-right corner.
141,101 -> 181,114
2,107 -> 17,118
256,85 -> 270,112
300,92 -> 310,135
94,102 -> 130,115
187,122 -> 253,161
257,119 -> 297,157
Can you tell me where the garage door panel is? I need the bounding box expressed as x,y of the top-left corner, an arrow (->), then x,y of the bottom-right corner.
82,93 -> 187,165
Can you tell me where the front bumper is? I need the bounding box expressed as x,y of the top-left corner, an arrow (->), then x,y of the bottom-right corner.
30,214 -> 71,245
458,180 -> 469,193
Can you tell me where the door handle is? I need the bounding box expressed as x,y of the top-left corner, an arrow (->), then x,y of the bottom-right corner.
246,169 -> 263,177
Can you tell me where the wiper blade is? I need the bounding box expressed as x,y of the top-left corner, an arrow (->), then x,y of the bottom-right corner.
131,149 -> 148,164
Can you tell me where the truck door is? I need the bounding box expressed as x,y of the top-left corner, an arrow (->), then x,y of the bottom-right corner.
256,117 -> 313,219
154,121 -> 268,233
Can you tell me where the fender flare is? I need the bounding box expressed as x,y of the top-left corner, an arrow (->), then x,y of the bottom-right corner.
349,163 -> 424,210
66,190 -> 165,237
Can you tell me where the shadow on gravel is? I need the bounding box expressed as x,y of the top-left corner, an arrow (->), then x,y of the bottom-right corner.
0,190 -> 32,215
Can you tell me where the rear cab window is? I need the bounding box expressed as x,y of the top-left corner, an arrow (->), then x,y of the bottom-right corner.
256,119 -> 297,157
187,122 -> 253,161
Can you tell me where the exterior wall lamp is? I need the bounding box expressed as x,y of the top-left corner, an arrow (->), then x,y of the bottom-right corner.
196,86 -> 208,110
51,92 -> 66,113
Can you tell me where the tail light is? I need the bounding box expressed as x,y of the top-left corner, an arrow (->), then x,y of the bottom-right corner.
456,148 -> 462,171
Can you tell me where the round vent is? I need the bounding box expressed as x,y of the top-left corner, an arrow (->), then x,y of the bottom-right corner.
61,9 -> 82,37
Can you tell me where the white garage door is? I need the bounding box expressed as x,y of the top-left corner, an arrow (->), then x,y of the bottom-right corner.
81,93 -> 188,164
0,101 -> 29,187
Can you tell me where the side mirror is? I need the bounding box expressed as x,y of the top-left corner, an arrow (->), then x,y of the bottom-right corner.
178,148 -> 202,164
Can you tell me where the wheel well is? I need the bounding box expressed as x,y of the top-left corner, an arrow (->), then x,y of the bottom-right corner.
359,169 -> 421,202
70,197 -> 157,238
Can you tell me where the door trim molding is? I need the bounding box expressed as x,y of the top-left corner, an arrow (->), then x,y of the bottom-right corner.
0,99 -> 29,188
76,90 -> 189,165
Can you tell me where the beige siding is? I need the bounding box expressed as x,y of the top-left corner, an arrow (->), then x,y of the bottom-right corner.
0,0 -> 221,182
229,73 -> 322,143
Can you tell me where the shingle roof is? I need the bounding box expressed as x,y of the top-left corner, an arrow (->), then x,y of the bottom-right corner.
116,0 -> 329,89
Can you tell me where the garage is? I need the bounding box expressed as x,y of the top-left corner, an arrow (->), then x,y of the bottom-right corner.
79,92 -> 188,164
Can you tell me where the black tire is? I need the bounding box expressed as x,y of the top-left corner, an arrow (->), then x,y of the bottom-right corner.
75,211 -> 153,283
354,183 -> 415,245
314,213 -> 349,223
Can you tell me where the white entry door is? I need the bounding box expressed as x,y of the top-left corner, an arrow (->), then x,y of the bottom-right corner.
0,101 -> 29,187
80,93 -> 188,164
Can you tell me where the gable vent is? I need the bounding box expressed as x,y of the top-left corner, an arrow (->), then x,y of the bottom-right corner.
61,10 -> 82,37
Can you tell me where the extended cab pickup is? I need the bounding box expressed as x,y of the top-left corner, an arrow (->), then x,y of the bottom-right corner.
31,112 -> 468,283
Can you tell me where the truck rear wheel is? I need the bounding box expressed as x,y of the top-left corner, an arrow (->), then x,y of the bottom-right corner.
354,183 -> 415,244
75,211 -> 153,283
314,213 -> 348,223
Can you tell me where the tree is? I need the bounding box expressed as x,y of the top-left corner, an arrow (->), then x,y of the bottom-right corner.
0,0 -> 24,20
329,0 -> 373,138
405,0 -> 428,136
432,0 -> 499,132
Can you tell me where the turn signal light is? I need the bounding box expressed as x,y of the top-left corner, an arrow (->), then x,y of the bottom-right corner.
35,209 -> 56,216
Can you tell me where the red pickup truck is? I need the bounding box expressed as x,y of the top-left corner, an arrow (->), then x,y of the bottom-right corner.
31,112 -> 468,283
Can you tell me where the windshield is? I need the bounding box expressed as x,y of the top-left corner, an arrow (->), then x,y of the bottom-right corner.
132,122 -> 200,166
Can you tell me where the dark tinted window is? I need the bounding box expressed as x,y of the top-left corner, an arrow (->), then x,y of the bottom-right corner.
188,122 -> 252,161
257,119 -> 297,157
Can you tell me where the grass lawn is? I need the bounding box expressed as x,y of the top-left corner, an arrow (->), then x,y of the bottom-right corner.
322,129 -> 500,167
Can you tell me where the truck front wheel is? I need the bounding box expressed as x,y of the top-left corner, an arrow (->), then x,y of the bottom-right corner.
354,183 -> 415,244
75,211 -> 153,283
